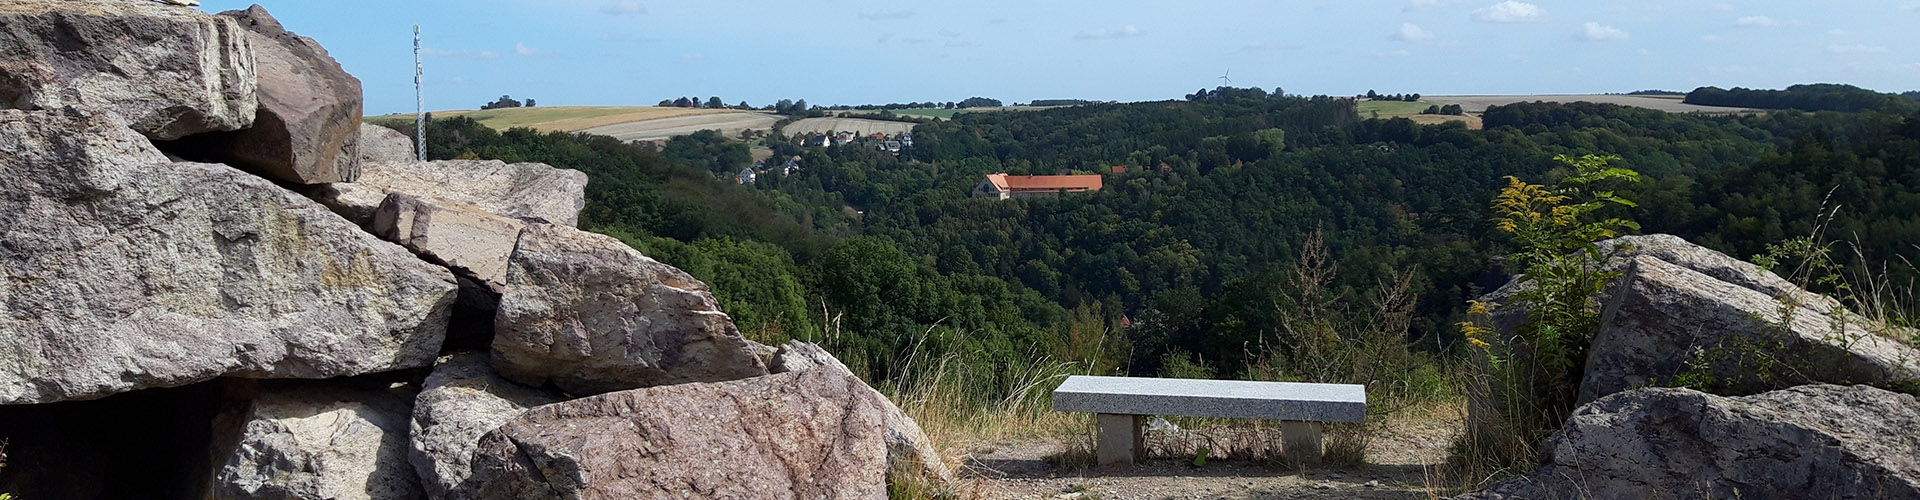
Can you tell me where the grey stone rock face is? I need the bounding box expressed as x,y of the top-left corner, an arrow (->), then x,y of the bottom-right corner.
769,340 -> 848,374
215,381 -> 423,500
0,109 -> 457,405
490,224 -> 768,395
351,160 -> 588,227
460,365 -> 952,500
302,182 -> 388,229
1579,255 -> 1920,403
408,353 -> 562,500
0,0 -> 257,140
1456,385 -> 1920,500
204,5 -> 361,184
373,193 -> 528,293
359,124 -> 417,164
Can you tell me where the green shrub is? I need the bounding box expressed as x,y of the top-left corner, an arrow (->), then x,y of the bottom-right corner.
1457,154 -> 1640,478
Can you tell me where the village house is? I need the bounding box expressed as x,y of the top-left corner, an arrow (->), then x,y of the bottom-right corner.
971,173 -> 1104,199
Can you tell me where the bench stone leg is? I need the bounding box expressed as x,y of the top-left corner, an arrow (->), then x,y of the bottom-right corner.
1095,413 -> 1144,466
1282,420 -> 1323,465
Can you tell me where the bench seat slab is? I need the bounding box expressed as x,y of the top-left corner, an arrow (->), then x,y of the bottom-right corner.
1053,376 -> 1366,422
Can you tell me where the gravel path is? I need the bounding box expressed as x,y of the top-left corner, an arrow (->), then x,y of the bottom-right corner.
957,410 -> 1461,500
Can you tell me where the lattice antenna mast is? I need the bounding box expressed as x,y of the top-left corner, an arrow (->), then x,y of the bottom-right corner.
414,25 -> 426,161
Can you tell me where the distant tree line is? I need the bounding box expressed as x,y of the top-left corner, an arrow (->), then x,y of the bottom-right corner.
480,95 -> 534,110
1361,89 -> 1420,102
1684,84 -> 1915,113
1624,89 -> 1686,96
1422,104 -> 1465,115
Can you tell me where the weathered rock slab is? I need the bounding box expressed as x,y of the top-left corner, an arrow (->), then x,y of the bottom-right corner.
373,193 -> 527,293
0,0 -> 257,140
1580,255 -> 1920,403
359,124 -> 417,164
202,5 -> 361,184
215,381 -> 422,500
1457,385 -> 1920,500
0,109 -> 456,405
350,160 -> 587,227
409,353 -> 563,500
460,362 -> 951,499
490,224 -> 767,395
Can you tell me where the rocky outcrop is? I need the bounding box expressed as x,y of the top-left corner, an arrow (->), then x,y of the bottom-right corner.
491,224 -> 767,395
0,108 -> 457,405
359,124 -> 417,164
460,360 -> 951,499
408,353 -> 563,500
1457,385 -> 1920,500
215,381 -> 422,500
374,193 -> 528,292
194,5 -> 361,184
0,0 -> 257,140
350,160 -> 588,227
1580,255 -> 1920,403
1467,234 -> 1920,420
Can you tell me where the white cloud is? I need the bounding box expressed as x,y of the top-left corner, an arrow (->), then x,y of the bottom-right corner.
1075,25 -> 1144,40
1404,0 -> 1447,12
1577,22 -> 1629,41
1906,4 -> 1920,12
1709,3 -> 1734,12
1700,34 -> 1725,43
1827,43 -> 1889,54
1238,42 -> 1302,53
1827,29 -> 1850,37
1375,49 -> 1413,58
514,43 -> 552,57
1638,49 -> 1652,56
858,10 -> 914,20
945,40 -> 975,48
598,1 -> 644,15
1392,23 -> 1436,42
421,48 -> 499,59
1473,1 -> 1546,23
1735,16 -> 1801,27
678,52 -> 705,62
938,29 -> 962,38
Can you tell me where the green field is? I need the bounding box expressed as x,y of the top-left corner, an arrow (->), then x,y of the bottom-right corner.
1356,100 -> 1435,117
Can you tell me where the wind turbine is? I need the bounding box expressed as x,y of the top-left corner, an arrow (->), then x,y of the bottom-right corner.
1218,69 -> 1232,87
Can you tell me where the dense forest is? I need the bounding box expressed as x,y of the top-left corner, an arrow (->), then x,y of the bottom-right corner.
405,84 -> 1920,398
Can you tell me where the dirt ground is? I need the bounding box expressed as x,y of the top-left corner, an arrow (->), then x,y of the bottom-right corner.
954,410 -> 1460,500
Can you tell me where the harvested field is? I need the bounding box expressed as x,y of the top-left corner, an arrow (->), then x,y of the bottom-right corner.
366,106 -> 743,133
780,117 -> 918,137
1419,95 -> 1752,114
580,112 -> 783,142
1403,114 -> 1482,129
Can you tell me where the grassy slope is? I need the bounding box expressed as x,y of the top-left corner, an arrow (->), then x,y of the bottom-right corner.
365,106 -> 743,132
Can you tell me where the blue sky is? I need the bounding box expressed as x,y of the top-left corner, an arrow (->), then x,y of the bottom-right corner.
191,0 -> 1920,115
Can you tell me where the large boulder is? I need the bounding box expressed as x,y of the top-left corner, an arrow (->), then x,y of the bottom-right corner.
190,5 -> 361,184
459,352 -> 951,499
347,160 -> 588,227
0,0 -> 257,140
1457,385 -> 1920,500
408,353 -> 563,500
1580,255 -> 1920,403
373,193 -> 528,293
359,124 -> 417,164
215,380 -> 422,500
490,224 -> 767,395
1465,234 -> 1920,441
0,108 -> 457,405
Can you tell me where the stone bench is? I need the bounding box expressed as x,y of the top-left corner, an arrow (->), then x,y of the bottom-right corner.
1052,375 -> 1367,466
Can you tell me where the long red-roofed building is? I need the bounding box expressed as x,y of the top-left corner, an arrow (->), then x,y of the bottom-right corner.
971,173 -> 1104,199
